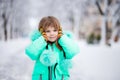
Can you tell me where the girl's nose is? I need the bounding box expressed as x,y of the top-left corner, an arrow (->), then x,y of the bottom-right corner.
50,31 -> 54,35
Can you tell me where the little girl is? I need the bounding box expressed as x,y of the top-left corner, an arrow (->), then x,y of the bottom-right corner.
25,16 -> 80,80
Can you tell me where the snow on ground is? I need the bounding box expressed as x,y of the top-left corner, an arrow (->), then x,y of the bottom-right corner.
70,40 -> 120,80
0,38 -> 34,80
0,38 -> 120,80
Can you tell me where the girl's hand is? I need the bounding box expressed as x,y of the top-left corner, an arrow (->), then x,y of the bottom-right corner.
57,33 -> 63,39
57,28 -> 63,39
42,32 -> 48,41
39,28 -> 48,41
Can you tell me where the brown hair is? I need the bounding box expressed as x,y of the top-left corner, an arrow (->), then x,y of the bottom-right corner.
38,16 -> 62,50
38,16 -> 61,33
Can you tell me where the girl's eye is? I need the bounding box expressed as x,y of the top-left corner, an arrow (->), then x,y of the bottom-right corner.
46,30 -> 50,33
54,30 -> 57,32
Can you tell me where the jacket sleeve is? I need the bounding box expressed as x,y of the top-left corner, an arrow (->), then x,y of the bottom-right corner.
58,35 -> 80,59
25,36 -> 47,60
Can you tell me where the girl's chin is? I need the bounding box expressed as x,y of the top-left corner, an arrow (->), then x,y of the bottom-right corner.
49,40 -> 56,42
48,38 -> 57,42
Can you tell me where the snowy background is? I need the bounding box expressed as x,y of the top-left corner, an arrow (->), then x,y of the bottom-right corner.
0,0 -> 120,80
0,38 -> 120,80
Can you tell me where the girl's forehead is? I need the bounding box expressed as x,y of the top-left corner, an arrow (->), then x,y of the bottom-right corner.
45,26 -> 58,30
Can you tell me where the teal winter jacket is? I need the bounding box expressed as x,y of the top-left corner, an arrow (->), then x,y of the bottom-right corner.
25,30 -> 80,80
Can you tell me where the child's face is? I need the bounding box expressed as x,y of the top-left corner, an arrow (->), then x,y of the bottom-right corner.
45,26 -> 58,42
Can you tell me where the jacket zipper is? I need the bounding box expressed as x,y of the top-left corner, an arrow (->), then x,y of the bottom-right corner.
48,44 -> 54,80
62,74 -> 64,80
40,74 -> 42,80
48,66 -> 52,80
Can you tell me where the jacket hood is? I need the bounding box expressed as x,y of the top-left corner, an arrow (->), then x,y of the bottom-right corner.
30,30 -> 73,41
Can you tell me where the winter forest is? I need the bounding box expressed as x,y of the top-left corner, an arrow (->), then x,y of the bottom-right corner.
0,0 -> 120,80
0,0 -> 120,45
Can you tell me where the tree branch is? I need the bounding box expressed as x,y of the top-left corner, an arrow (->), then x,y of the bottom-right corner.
96,1 -> 104,15
108,0 -> 112,6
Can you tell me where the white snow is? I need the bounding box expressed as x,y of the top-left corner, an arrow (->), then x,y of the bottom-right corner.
0,38 -> 34,80
71,40 -> 120,80
0,38 -> 120,80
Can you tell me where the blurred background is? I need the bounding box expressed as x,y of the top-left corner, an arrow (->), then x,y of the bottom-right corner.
0,0 -> 120,80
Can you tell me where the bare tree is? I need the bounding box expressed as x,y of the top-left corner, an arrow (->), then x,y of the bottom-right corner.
95,0 -> 120,45
2,13 -> 8,41
0,0 -> 13,41
110,3 -> 120,44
